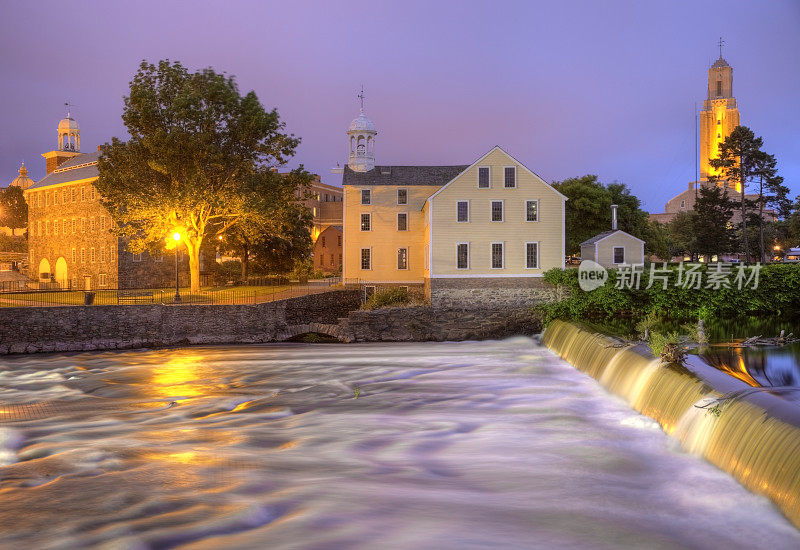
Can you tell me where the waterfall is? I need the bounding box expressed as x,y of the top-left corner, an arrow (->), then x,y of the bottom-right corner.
543,320 -> 800,528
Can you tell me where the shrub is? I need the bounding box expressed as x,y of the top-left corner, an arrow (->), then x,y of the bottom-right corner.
538,264 -> 800,325
363,287 -> 411,310
648,330 -> 685,362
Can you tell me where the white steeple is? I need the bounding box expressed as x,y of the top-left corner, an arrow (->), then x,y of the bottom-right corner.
346,87 -> 376,172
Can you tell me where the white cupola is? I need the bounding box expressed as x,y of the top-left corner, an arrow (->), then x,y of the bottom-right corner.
57,107 -> 80,152
346,88 -> 376,172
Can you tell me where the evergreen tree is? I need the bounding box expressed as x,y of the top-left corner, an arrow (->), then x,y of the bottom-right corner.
693,186 -> 735,258
709,126 -> 766,263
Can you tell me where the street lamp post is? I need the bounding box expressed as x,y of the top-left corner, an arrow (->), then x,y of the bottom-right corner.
173,232 -> 182,303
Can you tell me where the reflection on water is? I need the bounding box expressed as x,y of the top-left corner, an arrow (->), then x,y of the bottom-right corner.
699,319 -> 800,397
1,340 -> 799,548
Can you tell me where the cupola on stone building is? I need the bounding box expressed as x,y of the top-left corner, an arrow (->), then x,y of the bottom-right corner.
24,112 -> 184,290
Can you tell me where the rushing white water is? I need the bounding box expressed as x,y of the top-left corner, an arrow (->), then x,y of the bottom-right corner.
1,338 -> 798,549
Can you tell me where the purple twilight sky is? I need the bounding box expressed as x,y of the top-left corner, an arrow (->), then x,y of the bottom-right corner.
1,0 -> 798,212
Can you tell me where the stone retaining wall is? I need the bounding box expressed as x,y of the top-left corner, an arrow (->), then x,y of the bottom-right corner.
342,306 -> 542,342
0,290 -> 362,354
0,290 -> 543,354
429,277 -> 561,309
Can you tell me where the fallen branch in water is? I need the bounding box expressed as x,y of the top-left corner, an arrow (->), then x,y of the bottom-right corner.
740,331 -> 798,347
695,387 -> 800,417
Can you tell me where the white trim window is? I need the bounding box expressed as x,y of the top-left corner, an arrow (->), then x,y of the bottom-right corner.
99,273 -> 107,288
132,252 -> 142,262
525,242 -> 539,269
90,247 -> 96,263
456,200 -> 469,223
360,213 -> 371,231
81,248 -> 86,264
456,242 -> 469,269
478,166 -> 491,189
525,200 -> 539,222
361,189 -> 371,205
491,242 -> 504,269
397,212 -> 408,231
360,248 -> 371,270
504,166 -> 517,188
397,188 -> 408,205
491,200 -> 504,222
397,247 -> 408,270
613,246 -> 625,265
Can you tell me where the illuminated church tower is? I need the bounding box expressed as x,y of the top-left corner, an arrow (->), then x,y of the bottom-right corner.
699,42 -> 740,190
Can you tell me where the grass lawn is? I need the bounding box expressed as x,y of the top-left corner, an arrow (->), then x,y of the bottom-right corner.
0,285 -> 294,307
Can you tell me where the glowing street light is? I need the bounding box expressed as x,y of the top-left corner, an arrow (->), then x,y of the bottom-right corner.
173,231 -> 182,303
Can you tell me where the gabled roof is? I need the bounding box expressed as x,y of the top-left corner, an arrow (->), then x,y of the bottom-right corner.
580,229 -> 645,246
428,145 -> 567,202
27,151 -> 100,190
342,165 -> 468,186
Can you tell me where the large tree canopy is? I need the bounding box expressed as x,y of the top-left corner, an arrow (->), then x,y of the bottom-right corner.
96,59 -> 312,291
551,175 -> 654,255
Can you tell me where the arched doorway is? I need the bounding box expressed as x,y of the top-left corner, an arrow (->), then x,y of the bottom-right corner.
38,258 -> 51,281
54,257 -> 68,288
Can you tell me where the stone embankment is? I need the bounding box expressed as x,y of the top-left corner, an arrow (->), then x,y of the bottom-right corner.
0,290 -> 362,354
342,306 -> 542,342
0,290 -> 543,354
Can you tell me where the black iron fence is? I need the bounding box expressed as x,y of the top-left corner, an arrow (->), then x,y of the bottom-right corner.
0,278 -> 342,308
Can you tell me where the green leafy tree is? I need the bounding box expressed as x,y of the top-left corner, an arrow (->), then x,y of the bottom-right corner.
552,176 -> 651,255
643,220 -> 670,260
709,126 -> 767,263
219,175 -> 313,280
552,175 -> 609,254
667,210 -> 699,260
693,185 -> 735,258
0,186 -> 28,236
96,59 -> 308,292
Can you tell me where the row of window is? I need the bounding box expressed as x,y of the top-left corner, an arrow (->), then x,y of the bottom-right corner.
458,199 -> 538,223
39,246 -> 118,266
35,216 -> 110,237
67,274 -> 108,289
316,253 -> 343,267
32,185 -> 97,208
359,242 -> 539,271
358,168 -> 519,206
319,235 -> 343,248
358,200 -> 538,232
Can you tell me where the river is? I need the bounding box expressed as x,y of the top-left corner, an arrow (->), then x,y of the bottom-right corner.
1,339 -> 798,549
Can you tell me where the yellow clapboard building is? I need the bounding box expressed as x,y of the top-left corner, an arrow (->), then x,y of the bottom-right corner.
336,103 -> 565,308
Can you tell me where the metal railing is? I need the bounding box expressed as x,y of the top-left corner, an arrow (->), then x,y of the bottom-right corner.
0,278 -> 342,308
